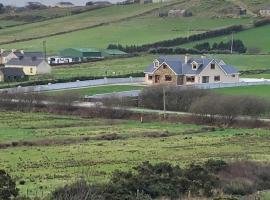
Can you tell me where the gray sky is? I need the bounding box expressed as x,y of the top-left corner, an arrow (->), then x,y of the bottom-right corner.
0,0 -> 118,6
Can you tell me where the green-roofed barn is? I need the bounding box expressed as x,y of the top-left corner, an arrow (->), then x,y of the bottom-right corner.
60,48 -> 102,59
102,49 -> 128,57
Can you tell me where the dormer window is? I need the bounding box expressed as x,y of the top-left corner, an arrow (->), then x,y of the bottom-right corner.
192,63 -> 197,70
154,60 -> 159,68
211,63 -> 215,69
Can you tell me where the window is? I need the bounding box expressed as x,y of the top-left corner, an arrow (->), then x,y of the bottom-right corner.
214,76 -> 220,82
192,63 -> 197,70
211,63 -> 215,69
148,75 -> 152,80
186,76 -> 195,82
232,74 -> 236,78
163,64 -> 167,69
165,75 -> 172,81
30,68 -> 33,74
154,61 -> 159,68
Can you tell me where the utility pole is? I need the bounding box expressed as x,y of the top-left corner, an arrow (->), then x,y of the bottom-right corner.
163,86 -> 166,119
230,32 -> 234,54
43,40 -> 47,61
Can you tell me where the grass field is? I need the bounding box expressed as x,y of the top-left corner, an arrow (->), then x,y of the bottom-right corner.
46,84 -> 144,96
182,25 -> 270,53
1,16 -> 252,54
215,85 -> 270,98
243,74 -> 270,79
0,4 -> 165,45
1,111 -> 270,197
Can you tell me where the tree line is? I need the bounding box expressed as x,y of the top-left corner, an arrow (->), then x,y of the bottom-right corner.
139,86 -> 270,125
194,39 -> 247,53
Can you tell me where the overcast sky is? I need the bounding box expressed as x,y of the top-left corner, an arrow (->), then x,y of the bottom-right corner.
0,0 -> 119,6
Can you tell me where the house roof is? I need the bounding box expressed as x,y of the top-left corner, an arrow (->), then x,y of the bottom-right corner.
6,58 -> 44,67
14,51 -> 43,59
144,56 -> 238,75
72,48 -> 100,53
0,51 -> 12,57
0,67 -> 26,77
102,49 -> 127,55
261,5 -> 270,10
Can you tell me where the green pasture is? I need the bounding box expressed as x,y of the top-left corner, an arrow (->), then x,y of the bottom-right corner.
0,4 -> 164,45
215,85 -> 270,98
0,111 -> 270,197
182,25 -> 270,53
1,16 -> 252,54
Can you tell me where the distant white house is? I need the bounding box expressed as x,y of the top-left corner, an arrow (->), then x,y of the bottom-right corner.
55,2 -> 75,8
259,6 -> 270,16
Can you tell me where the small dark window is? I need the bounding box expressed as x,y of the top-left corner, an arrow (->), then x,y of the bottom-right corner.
186,76 -> 195,82
148,75 -> 152,80
211,63 -> 215,69
232,74 -> 236,78
30,68 -> 33,73
192,63 -> 197,70
214,76 -> 220,82
165,75 -> 172,81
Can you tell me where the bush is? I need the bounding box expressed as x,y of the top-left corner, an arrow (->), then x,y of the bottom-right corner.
224,178 -> 254,195
0,169 -> 19,200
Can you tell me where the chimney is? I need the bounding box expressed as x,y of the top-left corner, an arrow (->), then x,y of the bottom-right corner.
201,54 -> 206,59
20,50 -> 24,54
0,49 -> 4,54
185,54 -> 188,64
11,49 -> 16,53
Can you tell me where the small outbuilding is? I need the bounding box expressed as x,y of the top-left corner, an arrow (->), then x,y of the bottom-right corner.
59,48 -> 102,60
0,67 -> 28,82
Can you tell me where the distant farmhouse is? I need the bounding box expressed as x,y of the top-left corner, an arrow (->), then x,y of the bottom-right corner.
168,9 -> 192,17
5,58 -> 51,76
60,48 -> 102,60
259,6 -> 270,17
55,2 -> 75,8
0,49 -> 51,78
144,56 -> 239,85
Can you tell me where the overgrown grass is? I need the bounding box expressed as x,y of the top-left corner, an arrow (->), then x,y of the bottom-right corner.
0,111 -> 270,197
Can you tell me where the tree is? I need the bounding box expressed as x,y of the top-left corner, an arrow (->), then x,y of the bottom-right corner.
86,1 -> 94,6
194,42 -> 211,51
0,170 -> 19,200
0,3 -> 5,14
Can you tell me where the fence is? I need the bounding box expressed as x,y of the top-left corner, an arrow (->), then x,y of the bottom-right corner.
189,79 -> 270,89
0,77 -> 145,93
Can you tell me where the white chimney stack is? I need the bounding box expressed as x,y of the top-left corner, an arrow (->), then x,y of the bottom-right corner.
20,50 -> 24,54
185,55 -> 188,64
0,49 -> 4,54
11,49 -> 16,53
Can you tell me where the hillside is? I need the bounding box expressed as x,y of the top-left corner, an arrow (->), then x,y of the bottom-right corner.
1,0 -> 263,53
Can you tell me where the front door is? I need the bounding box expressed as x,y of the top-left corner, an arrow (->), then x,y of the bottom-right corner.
202,76 -> 209,83
155,75 -> 160,83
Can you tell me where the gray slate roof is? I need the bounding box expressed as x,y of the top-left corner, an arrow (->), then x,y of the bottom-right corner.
6,58 -> 44,67
0,67 -> 26,77
144,56 -> 238,75
14,51 -> 43,59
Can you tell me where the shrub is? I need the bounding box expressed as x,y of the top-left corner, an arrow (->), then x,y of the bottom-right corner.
223,178 -> 254,195
0,169 -> 19,200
